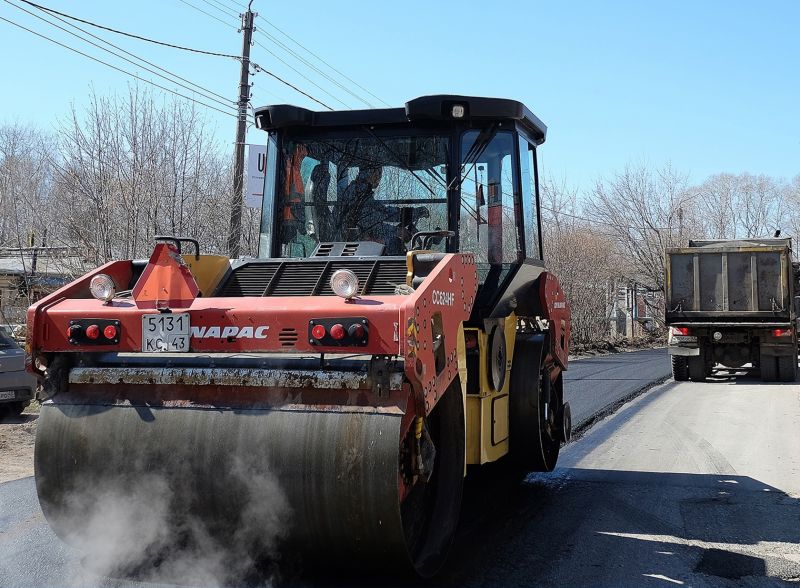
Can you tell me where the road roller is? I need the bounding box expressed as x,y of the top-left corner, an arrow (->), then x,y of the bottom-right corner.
28,95 -> 572,578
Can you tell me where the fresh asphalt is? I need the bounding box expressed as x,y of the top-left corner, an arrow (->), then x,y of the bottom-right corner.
563,347 -> 671,428
5,349 -> 797,586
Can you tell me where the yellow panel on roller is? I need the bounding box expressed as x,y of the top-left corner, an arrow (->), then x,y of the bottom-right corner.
466,395 -> 481,464
465,313 -> 517,465
491,394 -> 509,444
182,254 -> 231,297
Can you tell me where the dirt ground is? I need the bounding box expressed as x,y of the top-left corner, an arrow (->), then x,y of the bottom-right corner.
0,405 -> 38,483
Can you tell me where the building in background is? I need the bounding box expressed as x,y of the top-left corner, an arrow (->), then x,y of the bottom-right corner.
0,247 -> 85,327
611,281 -> 662,338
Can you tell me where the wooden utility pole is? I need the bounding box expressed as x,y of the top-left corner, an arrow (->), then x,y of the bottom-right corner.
227,2 -> 255,258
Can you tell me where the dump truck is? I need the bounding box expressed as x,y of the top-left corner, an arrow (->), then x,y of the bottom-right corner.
28,95 -> 572,577
665,238 -> 799,382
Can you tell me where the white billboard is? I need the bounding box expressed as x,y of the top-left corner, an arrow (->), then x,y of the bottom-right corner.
245,144 -> 267,208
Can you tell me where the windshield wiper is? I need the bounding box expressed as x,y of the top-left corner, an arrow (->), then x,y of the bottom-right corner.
359,126 -> 445,200
451,124 -> 499,192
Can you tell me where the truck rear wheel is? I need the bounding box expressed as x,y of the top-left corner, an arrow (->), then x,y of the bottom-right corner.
687,356 -> 706,382
777,354 -> 798,382
671,356 -> 688,381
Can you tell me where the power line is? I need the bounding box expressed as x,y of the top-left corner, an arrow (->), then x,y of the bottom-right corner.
259,18 -> 391,108
540,204 -> 673,232
5,0 -> 237,112
250,62 -> 332,110
172,0 -> 337,110
194,0 -> 239,19
0,14 -> 239,119
255,28 -> 375,108
7,0 -> 236,110
175,0 -> 237,29
14,0 -> 240,59
173,0 -> 379,111
253,39 -> 351,109
216,0 -> 246,11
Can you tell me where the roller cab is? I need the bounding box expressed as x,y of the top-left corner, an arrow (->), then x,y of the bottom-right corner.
29,95 -> 572,578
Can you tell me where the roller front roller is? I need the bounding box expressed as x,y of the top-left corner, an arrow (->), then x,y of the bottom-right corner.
35,384 -> 465,577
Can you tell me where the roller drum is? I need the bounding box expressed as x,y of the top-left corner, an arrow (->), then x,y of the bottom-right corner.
35,386 -> 464,576
35,400 -> 411,572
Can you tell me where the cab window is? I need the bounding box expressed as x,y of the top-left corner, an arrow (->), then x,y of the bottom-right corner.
459,130 -> 521,264
518,136 -> 541,258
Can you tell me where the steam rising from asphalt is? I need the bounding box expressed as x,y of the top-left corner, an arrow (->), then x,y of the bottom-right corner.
58,461 -> 292,587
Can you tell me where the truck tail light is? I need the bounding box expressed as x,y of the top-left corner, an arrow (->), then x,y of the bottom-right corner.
670,326 -> 690,336
772,328 -> 792,337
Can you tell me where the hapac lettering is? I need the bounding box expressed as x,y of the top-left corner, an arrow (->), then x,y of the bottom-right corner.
190,325 -> 270,339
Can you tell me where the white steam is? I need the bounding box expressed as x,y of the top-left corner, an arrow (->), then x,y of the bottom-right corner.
58,460 -> 293,587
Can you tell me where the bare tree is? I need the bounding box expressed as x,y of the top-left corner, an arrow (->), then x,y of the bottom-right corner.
51,85 -> 243,268
589,163 -> 696,292
0,123 -> 55,250
694,172 -> 787,240
541,176 -> 621,344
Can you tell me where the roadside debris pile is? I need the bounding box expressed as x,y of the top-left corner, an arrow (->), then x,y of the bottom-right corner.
571,333 -> 665,357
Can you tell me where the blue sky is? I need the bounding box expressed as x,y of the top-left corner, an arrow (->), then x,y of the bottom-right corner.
1,0 -> 798,191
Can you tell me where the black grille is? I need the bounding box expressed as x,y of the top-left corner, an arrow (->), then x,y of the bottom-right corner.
369,261 -> 409,295
217,258 -> 409,297
271,262 -> 329,296
218,262 -> 280,296
278,328 -> 298,347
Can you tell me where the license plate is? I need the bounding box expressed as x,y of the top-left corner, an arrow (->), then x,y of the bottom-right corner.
142,313 -> 190,352
0,390 -> 14,401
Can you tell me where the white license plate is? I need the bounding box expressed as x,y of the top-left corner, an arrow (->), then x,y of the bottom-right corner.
142,313 -> 190,353
0,390 -> 14,401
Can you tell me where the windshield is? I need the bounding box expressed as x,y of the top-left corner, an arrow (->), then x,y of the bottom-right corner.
271,134 -> 449,257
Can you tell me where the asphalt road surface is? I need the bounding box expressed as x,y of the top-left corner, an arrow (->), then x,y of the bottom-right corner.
3,350 -> 799,586
564,348 -> 671,427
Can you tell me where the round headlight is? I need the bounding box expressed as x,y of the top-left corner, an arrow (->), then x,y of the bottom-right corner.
89,273 -> 116,302
330,269 -> 359,299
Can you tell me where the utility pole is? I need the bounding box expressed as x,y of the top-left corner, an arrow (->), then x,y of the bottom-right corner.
227,2 -> 255,258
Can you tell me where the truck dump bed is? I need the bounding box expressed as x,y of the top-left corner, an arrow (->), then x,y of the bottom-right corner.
665,238 -> 795,323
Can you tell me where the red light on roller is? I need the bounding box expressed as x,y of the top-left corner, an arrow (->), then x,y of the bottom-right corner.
772,328 -> 791,337
311,324 -> 326,339
68,325 -> 81,339
330,324 -> 346,340
103,325 -> 118,340
348,324 -> 365,339
85,324 -> 100,340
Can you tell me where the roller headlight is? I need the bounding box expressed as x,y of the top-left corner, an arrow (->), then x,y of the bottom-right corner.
330,269 -> 359,299
89,273 -> 116,302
